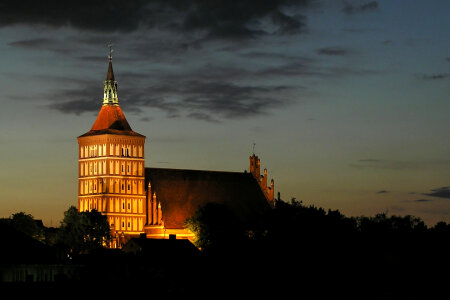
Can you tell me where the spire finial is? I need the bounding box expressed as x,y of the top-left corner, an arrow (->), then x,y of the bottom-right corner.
252,142 -> 256,155
108,42 -> 113,62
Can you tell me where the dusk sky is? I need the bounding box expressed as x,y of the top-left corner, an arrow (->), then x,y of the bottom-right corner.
0,0 -> 449,226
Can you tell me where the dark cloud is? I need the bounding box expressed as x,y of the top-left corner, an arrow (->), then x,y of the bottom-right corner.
376,190 -> 388,194
359,1 -> 378,11
0,0 -> 147,32
271,9 -> 306,35
181,1 -> 310,40
350,159 -> 450,171
46,77 -> 293,122
42,50 -> 381,121
382,40 -> 393,46
349,159 -> 421,170
358,158 -> 381,162
47,99 -> 99,115
8,38 -> 73,54
414,199 -> 433,203
9,38 -> 54,48
186,112 -> 220,123
0,0 -> 314,41
240,51 -> 305,62
125,80 -> 292,121
423,186 -> 450,199
139,116 -> 153,122
316,47 -> 349,56
342,1 -> 378,14
421,73 -> 449,80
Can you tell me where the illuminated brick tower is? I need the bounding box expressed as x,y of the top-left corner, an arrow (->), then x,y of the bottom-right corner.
77,52 -> 146,247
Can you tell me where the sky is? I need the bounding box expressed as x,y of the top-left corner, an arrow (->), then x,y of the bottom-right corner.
0,0 -> 449,227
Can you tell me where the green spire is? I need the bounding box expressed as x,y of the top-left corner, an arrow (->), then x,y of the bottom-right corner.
103,44 -> 118,105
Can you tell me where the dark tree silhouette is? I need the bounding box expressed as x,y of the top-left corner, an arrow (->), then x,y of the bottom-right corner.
357,213 -> 427,234
432,221 -> 450,233
9,212 -> 45,242
57,206 -> 111,254
184,202 -> 244,252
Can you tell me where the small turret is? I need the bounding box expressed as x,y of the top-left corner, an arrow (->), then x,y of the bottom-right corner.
249,154 -> 261,181
249,151 -> 275,207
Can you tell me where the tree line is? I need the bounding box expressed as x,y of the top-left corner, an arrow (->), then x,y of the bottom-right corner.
185,198 -> 449,252
1,206 -> 110,255
2,199 -> 449,255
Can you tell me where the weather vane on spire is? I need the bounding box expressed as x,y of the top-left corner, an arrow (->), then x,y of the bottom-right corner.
252,142 -> 256,155
108,42 -> 114,61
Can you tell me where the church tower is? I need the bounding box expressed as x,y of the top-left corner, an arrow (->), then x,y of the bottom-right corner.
77,52 -> 146,247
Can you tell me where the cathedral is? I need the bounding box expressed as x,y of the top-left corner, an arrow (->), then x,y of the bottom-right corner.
77,56 -> 275,247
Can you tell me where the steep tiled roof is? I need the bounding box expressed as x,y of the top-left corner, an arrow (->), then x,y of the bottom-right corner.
91,105 -> 131,131
145,168 -> 271,229
79,105 -> 144,137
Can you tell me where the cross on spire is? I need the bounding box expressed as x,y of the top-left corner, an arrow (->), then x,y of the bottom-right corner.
108,42 -> 114,62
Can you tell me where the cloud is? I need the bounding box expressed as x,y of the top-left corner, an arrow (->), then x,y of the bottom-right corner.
186,112 -> 220,123
239,51 -> 306,62
128,81 -> 293,120
358,158 -> 381,162
139,116 -> 153,122
9,38 -> 55,48
423,186 -> 450,199
46,78 -> 294,122
349,159 -> 450,171
376,190 -> 388,194
47,98 -> 99,116
316,47 -> 349,56
8,38 -> 74,54
342,1 -> 378,14
41,47 -> 381,121
0,0 -> 148,32
414,199 -> 433,203
421,73 -> 449,80
0,0 -> 314,41
180,1 -> 311,40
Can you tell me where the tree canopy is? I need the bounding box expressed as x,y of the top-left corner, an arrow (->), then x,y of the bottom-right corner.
57,206 -> 111,254
9,212 -> 45,242
184,202 -> 244,251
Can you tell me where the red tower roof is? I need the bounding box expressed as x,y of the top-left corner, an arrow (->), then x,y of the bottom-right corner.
91,105 -> 132,131
79,105 -> 144,137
